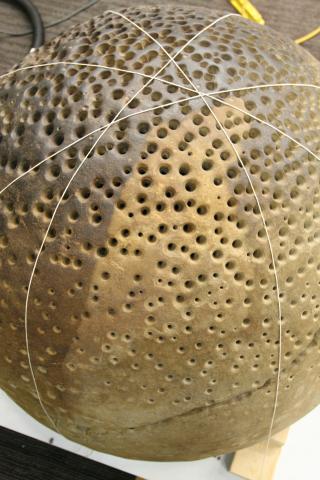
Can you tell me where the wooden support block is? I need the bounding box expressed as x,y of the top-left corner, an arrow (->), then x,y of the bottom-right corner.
229,428 -> 289,480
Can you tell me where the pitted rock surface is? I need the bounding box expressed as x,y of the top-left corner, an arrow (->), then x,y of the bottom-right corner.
0,6 -> 319,460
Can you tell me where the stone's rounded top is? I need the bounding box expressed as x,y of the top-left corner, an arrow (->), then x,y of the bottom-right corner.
0,5 -> 319,461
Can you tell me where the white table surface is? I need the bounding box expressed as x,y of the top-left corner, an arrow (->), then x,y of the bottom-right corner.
0,389 -> 319,480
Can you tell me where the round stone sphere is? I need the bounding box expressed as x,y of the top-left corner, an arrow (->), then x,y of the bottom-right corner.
0,6 -> 319,461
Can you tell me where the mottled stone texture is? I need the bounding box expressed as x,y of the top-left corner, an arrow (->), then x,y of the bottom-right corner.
0,6 -> 319,460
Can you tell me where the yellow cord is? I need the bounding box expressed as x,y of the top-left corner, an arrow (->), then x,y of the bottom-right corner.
230,0 -> 265,24
295,26 -> 320,44
229,0 -> 320,44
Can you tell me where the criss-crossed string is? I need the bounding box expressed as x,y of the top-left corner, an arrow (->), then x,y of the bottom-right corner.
11,11 -> 238,433
0,11 -> 318,469
0,61 -> 318,97
111,11 -> 284,480
20,94 -> 203,431
1,61 -> 319,196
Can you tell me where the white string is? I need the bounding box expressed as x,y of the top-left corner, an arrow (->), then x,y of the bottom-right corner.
208,82 -> 320,96
0,12 -> 237,194
0,61 -> 318,97
112,11 -> 282,480
22,11 -> 238,434
1,62 -> 319,195
206,95 -> 320,162
0,93 -> 201,196
0,60 -> 174,84
0,11 -> 317,468
0,11 -> 237,200
109,9 -> 320,166
22,93 -> 202,432
207,104 -> 282,480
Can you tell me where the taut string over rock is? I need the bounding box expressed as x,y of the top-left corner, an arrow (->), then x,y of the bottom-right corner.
0,7 -> 319,475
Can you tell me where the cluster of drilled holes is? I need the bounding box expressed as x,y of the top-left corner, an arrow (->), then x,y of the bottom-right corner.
0,5 -> 319,432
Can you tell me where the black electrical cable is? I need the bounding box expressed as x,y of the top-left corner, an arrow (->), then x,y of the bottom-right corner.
0,0 -> 45,50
